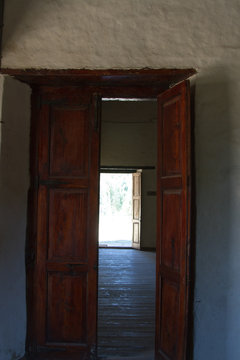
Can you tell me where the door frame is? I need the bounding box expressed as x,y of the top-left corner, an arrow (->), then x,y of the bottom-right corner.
1,68 -> 196,359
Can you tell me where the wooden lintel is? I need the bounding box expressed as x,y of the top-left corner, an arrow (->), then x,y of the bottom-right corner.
0,68 -> 197,88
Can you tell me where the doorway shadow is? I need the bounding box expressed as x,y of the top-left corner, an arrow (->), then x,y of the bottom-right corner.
2,0 -> 33,51
0,76 -> 31,359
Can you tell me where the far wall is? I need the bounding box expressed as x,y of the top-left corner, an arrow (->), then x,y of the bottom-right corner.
101,100 -> 157,249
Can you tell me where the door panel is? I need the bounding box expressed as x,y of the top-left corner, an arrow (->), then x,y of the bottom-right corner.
49,107 -> 89,178
162,97 -> 182,176
32,89 -> 100,358
47,272 -> 87,343
156,81 -> 191,360
132,171 -> 141,249
48,189 -> 88,261
161,191 -> 181,272
160,279 -> 180,359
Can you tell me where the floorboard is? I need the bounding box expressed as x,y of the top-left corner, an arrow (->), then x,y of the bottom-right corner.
98,249 -> 156,359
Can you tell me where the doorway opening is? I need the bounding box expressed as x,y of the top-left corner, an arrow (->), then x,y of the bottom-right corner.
98,172 -> 133,248
98,99 -> 157,358
12,68 -> 195,360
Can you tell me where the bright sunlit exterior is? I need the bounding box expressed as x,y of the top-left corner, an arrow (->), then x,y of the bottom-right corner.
98,173 -> 133,247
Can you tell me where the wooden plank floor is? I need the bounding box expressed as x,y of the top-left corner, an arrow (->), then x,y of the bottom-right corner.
98,249 -> 156,359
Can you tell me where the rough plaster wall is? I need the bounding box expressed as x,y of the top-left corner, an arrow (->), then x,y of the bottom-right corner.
0,76 -> 31,360
1,0 -> 240,69
1,1 -> 240,360
101,101 -> 157,248
194,66 -> 240,360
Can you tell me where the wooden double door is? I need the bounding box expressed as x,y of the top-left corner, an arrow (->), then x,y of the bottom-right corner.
27,80 -> 192,360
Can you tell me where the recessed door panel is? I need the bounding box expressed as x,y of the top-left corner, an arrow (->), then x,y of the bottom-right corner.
159,279 -> 180,359
161,191 -> 181,272
133,198 -> 140,220
48,189 -> 88,261
133,222 -> 140,244
162,97 -> 181,176
49,106 -> 89,178
47,272 -> 87,343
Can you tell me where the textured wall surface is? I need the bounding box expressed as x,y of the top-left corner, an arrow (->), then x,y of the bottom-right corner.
1,1 -> 240,360
0,76 -> 30,360
1,0 -> 240,69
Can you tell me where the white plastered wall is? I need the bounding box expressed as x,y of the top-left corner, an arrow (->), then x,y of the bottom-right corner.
1,1 -> 240,359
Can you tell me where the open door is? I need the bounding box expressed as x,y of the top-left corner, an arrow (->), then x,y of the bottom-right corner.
132,170 -> 141,249
25,71 -> 194,360
31,89 -> 100,359
155,81 -> 191,360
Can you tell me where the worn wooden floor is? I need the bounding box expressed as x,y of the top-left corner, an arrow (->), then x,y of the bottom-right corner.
98,249 -> 156,359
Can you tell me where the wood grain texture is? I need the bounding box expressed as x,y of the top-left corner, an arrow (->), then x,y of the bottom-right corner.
160,280 -> 179,358
0,68 -> 197,88
162,97 -> 181,176
49,106 -> 89,178
47,273 -> 87,343
98,249 -> 156,358
30,88 -> 100,358
161,191 -> 181,272
156,81 -> 191,360
48,189 -> 88,261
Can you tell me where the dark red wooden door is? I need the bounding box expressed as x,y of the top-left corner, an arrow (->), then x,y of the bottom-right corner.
155,81 -> 191,360
33,88 -> 100,358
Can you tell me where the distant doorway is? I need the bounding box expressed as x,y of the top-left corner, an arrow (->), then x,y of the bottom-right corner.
98,172 -> 133,248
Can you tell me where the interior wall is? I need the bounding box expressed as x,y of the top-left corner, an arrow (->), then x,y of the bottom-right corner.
1,1 -> 240,360
0,76 -> 31,360
101,100 -> 157,249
